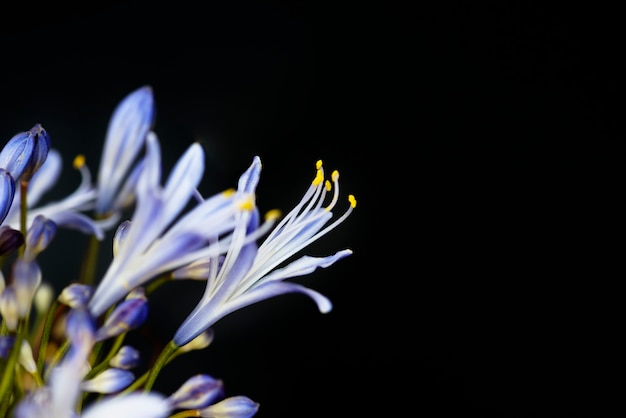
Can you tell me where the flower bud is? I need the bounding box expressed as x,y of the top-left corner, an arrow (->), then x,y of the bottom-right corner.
109,345 -> 140,370
80,368 -> 135,394
168,374 -> 223,410
0,226 -> 24,258
12,259 -> 42,318
94,288 -> 148,341
58,283 -> 93,309
18,339 -> 37,374
24,215 -> 57,261
198,396 -> 259,418
0,168 -> 15,224
21,124 -> 51,182
0,124 -> 50,182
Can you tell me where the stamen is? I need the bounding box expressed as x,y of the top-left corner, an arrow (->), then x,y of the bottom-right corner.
264,209 -> 282,221
73,154 -> 86,170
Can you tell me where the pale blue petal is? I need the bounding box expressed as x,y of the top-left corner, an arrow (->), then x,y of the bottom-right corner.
162,142 -> 205,218
46,211 -> 105,240
260,250 -> 353,283
96,86 -> 154,215
81,393 -> 170,418
25,148 -> 62,206
237,156 -> 262,194
222,281 -> 333,316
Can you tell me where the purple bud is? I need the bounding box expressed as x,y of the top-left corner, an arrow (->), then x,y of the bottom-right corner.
80,368 -> 135,394
0,226 -> 24,257
24,215 -> 57,260
168,374 -> 224,410
58,283 -> 94,309
0,124 -> 50,181
95,290 -> 148,341
109,345 -> 141,369
0,168 -> 15,224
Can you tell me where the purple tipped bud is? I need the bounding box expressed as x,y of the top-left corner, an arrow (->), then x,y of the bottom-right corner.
109,345 -> 140,369
21,124 -> 51,181
58,283 -> 93,309
12,259 -> 42,318
0,168 -> 15,224
0,131 -> 35,180
95,289 -> 148,341
24,215 -> 57,260
198,396 -> 260,418
80,368 -> 135,394
0,124 -> 50,181
168,374 -> 224,410
0,226 -> 24,257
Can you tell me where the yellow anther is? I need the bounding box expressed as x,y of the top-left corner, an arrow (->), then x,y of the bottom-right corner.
265,209 -> 282,221
73,154 -> 86,170
312,168 -> 324,186
316,160 -> 323,170
348,194 -> 357,208
331,170 -> 339,182
324,179 -> 332,192
238,197 -> 255,211
223,188 -> 236,197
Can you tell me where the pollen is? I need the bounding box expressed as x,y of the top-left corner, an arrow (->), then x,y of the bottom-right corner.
223,188 -> 236,197
348,194 -> 357,208
331,170 -> 339,182
73,154 -> 86,170
324,179 -> 332,191
238,197 -> 255,211
316,160 -> 323,169
312,169 -> 324,186
265,209 -> 282,221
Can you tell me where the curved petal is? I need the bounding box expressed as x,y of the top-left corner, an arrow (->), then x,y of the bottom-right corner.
81,393 -> 170,418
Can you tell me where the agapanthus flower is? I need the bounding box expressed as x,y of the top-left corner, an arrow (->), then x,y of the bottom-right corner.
88,132 -> 270,317
173,158 -> 356,346
1,85 -> 356,418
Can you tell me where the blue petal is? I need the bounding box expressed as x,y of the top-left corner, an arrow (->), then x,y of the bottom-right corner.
96,86 -> 154,215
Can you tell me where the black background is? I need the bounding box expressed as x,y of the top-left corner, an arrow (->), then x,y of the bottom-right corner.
1,1 -> 624,417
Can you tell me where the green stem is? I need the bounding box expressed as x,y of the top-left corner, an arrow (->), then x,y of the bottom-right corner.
85,332 -> 126,380
36,300 -> 61,375
44,339 -> 69,380
0,321 -> 26,413
79,234 -> 101,286
143,340 -> 179,392
122,345 -> 187,395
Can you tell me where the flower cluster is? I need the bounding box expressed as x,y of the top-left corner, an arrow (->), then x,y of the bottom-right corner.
0,87 -> 356,418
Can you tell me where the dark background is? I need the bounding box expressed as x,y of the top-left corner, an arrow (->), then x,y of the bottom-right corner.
1,1 -> 623,417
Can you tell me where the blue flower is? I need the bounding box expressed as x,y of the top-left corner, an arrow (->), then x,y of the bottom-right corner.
88,133 -> 257,317
173,159 -> 356,346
